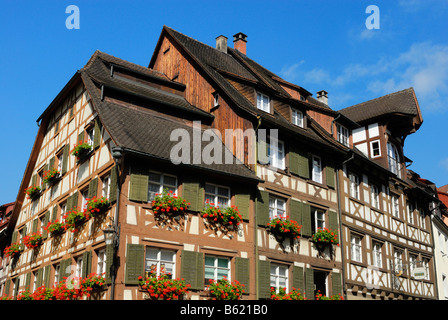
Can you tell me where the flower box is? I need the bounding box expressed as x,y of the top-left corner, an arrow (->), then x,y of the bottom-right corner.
311,227 -> 339,246
266,217 -> 301,241
44,220 -> 65,237
201,201 -> 242,228
23,232 -> 43,249
138,273 -> 190,300
151,189 -> 190,216
42,168 -> 60,185
64,209 -> 91,232
4,243 -> 23,258
270,287 -> 307,300
84,196 -> 110,216
207,277 -> 245,300
81,273 -> 107,295
25,185 -> 41,200
71,140 -> 92,161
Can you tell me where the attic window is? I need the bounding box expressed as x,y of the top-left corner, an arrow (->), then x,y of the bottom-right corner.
257,92 -> 270,112
292,109 -> 304,128
336,124 -> 349,147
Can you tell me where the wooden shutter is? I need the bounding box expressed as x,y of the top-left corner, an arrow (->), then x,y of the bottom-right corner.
256,190 -> 270,226
289,147 -> 300,176
109,166 -> 118,203
326,164 -> 335,188
305,268 -> 314,300
289,199 -> 301,224
36,268 -> 44,287
124,244 -> 144,285
31,174 -> 37,186
235,257 -> 250,293
93,119 -> 102,149
235,192 -> 250,220
67,191 -> 79,210
182,181 -> 202,212
300,202 -> 312,237
82,251 -> 92,278
42,164 -> 48,191
78,131 -> 85,143
43,265 -> 51,287
257,135 -> 269,165
11,231 -> 17,243
5,279 -> 11,297
49,156 -> 55,170
51,206 -> 58,222
332,272 -> 342,296
42,211 -> 50,239
88,177 -> 98,199
32,218 -> 38,233
293,266 -> 304,291
180,250 -> 204,290
129,174 -> 148,202
105,244 -> 114,284
61,145 -> 69,175
25,272 -> 31,291
297,151 -> 310,179
257,260 -> 271,299
60,258 -> 72,280
328,210 -> 339,237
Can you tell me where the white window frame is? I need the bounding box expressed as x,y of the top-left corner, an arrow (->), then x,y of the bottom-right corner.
351,235 -> 362,263
81,189 -> 89,210
145,247 -> 176,278
408,202 -> 415,224
394,249 -> 403,274
370,140 -> 381,158
54,264 -> 61,285
102,174 -> 111,198
372,242 -> 383,268
205,183 -> 230,208
312,207 -> 325,233
370,185 -> 380,209
268,138 -> 285,170
269,196 -> 286,220
336,124 -> 349,147
311,155 -> 322,184
420,209 -> 426,229
349,173 -> 359,200
387,142 -> 400,177
257,92 -> 270,112
97,249 -> 106,276
204,255 -> 230,283
270,264 -> 289,294
76,256 -> 83,278
392,196 -> 400,219
292,109 -> 304,128
148,171 -> 178,201
87,127 -> 95,147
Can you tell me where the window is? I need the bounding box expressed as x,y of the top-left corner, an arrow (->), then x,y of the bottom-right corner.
292,109 -> 304,128
420,209 -> 426,229
81,189 -> 89,210
408,202 -> 414,224
270,264 -> 288,293
351,235 -> 362,262
370,185 -> 380,209
314,270 -> 328,297
148,172 -> 177,201
372,242 -> 383,268
87,127 -> 95,147
422,258 -> 430,280
311,155 -> 322,184
97,249 -> 106,276
392,196 -> 400,219
204,256 -> 230,284
268,138 -> 285,169
60,203 -> 67,223
337,124 -> 349,146
76,256 -> 83,278
257,92 -> 270,112
443,274 -> 448,298
349,173 -> 359,200
205,183 -> 230,208
387,142 -> 400,177
394,249 -> 404,274
102,174 -> 111,198
145,247 -> 176,278
57,151 -> 64,174
54,264 -> 61,285
32,271 -> 39,292
311,207 -> 325,234
409,254 -> 418,276
269,196 -> 286,220
370,140 -> 381,158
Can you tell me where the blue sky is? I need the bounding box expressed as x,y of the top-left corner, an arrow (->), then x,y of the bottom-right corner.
1,0 -> 447,204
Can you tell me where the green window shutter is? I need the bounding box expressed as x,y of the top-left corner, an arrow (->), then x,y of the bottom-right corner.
332,272 -> 342,296
326,165 -> 335,188
12,231 -> 17,243
32,218 -> 38,233
129,174 -> 148,203
51,206 -> 58,222
257,135 -> 269,165
49,157 -> 55,170
328,210 -> 339,238
78,131 -> 85,144
22,225 -> 27,237
235,192 -> 250,220
235,257 -> 250,293
305,268 -> 314,300
5,279 -> 10,296
257,260 -> 271,299
25,272 -> 31,291
60,259 -> 72,280
31,174 -> 37,186
289,199 -> 301,224
82,251 -> 92,278
62,145 -> 69,175
88,177 -> 98,199
256,190 -> 270,226
293,266 -> 304,291
43,265 -> 51,288
109,166 -> 118,203
67,191 -> 79,210
301,202 -> 312,237
42,211 -> 50,239
42,164 -> 49,191
124,244 -> 144,285
105,244 -> 114,284
93,119 -> 102,149
297,151 -> 310,179
289,147 -> 300,176
182,181 -> 201,211
181,250 -> 204,290
36,268 -> 44,287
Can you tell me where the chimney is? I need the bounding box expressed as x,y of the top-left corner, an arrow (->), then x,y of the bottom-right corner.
316,90 -> 328,105
233,32 -> 247,55
216,35 -> 228,53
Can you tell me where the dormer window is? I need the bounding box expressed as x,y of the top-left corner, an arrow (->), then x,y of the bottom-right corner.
257,92 -> 270,112
387,142 -> 401,177
336,124 -> 349,147
292,109 -> 304,128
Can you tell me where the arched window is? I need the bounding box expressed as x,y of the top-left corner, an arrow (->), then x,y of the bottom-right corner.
387,142 -> 400,177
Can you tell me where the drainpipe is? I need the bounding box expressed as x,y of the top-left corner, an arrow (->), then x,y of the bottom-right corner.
336,151 -> 355,299
331,114 -> 341,137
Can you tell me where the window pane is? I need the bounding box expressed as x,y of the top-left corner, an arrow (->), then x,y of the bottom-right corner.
149,172 -> 161,183
160,250 -> 174,262
205,267 -> 215,279
217,187 -> 229,197
163,175 -> 177,187
217,258 -> 228,268
205,256 -> 215,266
217,268 -> 229,279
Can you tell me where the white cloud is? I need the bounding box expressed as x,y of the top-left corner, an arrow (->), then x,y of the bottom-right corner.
303,68 -> 330,85
279,61 -> 304,82
440,158 -> 448,171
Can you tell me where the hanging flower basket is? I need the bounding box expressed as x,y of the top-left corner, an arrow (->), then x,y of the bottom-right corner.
23,232 -> 43,249
42,168 -> 60,185
207,277 -> 245,300
4,243 -> 23,258
138,273 -> 190,300
84,196 -> 110,216
201,201 -> 242,229
311,227 -> 339,247
266,217 -> 301,241
270,287 -> 307,300
71,140 -> 92,161
315,291 -> 344,300
151,189 -> 190,216
44,219 -> 65,237
64,208 -> 91,232
25,185 -> 41,200
81,273 -> 107,295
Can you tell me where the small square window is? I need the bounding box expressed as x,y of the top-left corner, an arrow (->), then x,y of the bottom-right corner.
370,140 -> 381,158
257,93 -> 270,112
292,109 -> 304,128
